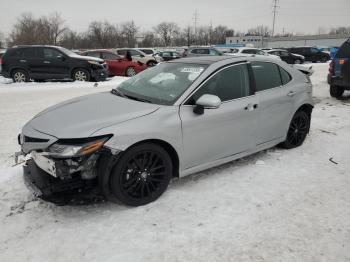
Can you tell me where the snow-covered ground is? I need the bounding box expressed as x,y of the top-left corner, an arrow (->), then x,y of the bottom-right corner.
0,64 -> 349,262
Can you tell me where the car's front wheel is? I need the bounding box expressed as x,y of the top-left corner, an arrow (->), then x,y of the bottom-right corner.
330,85 -> 344,98
281,110 -> 310,149
125,66 -> 136,77
73,69 -> 91,81
109,143 -> 173,206
12,69 -> 29,83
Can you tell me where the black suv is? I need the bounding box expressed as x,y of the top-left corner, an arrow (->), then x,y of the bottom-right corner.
0,45 -> 108,82
286,47 -> 330,63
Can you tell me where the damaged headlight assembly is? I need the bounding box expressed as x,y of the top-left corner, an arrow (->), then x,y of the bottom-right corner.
32,135 -> 112,180
47,135 -> 111,158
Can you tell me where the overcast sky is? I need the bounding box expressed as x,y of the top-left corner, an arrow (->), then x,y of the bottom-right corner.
0,0 -> 349,35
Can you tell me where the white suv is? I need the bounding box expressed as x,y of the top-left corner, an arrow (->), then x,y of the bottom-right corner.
115,48 -> 162,66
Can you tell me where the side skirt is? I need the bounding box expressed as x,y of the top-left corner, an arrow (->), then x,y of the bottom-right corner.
179,138 -> 284,178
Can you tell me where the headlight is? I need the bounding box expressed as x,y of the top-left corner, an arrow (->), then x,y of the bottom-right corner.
48,136 -> 111,158
88,60 -> 101,66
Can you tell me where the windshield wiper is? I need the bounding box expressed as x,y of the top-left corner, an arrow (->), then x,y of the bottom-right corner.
123,94 -> 152,103
111,89 -> 151,103
111,88 -> 126,98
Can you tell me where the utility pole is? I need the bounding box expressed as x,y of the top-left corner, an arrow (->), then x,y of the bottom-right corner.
193,10 -> 199,45
272,0 -> 279,37
209,19 -> 213,45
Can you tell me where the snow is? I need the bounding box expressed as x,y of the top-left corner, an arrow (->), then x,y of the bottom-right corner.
0,64 -> 349,262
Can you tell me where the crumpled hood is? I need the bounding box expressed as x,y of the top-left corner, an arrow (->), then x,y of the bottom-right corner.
25,92 -> 160,139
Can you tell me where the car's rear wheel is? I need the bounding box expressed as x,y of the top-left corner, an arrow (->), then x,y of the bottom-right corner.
73,69 -> 90,81
125,66 -> 136,77
147,60 -> 157,67
12,69 -> 29,83
281,110 -> 310,149
330,85 -> 344,98
109,143 -> 172,206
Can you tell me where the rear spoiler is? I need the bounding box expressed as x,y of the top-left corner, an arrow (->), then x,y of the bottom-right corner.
293,64 -> 314,76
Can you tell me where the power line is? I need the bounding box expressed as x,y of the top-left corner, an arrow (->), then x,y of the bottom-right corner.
272,0 -> 279,36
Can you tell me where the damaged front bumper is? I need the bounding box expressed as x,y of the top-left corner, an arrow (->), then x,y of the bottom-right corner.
20,147 -> 119,204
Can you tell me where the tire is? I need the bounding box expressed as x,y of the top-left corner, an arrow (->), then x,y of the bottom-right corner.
12,69 -> 29,83
330,85 -> 344,98
109,143 -> 173,206
281,110 -> 310,149
147,60 -> 157,67
294,59 -> 301,64
125,66 -> 136,77
72,69 -> 91,82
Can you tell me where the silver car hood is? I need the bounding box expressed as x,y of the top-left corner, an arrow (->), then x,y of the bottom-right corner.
24,92 -> 160,139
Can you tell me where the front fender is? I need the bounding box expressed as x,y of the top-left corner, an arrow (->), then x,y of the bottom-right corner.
91,106 -> 183,161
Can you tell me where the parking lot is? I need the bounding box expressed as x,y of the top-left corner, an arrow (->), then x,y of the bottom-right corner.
0,63 -> 349,262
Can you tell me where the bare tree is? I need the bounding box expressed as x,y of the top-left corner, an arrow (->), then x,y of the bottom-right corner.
154,22 -> 180,46
329,27 -> 350,35
121,21 -> 138,47
48,13 -> 68,45
247,25 -> 270,37
87,21 -> 120,48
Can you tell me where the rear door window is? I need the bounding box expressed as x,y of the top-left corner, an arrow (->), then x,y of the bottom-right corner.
22,48 -> 39,59
251,62 -> 282,92
102,52 -> 119,60
279,67 -> 292,85
43,48 -> 63,59
336,38 -> 350,58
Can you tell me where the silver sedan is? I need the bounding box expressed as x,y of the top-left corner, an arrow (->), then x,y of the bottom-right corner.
18,55 -> 314,206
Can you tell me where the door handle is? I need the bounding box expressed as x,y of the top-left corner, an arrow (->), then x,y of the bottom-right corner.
20,59 -> 27,63
245,103 -> 258,111
287,91 -> 296,97
43,61 -> 51,64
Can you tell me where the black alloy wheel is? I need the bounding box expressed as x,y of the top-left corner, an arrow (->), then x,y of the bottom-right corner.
110,143 -> 172,206
281,111 -> 310,149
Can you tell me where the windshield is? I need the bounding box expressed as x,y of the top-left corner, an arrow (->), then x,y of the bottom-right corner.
115,63 -> 207,105
56,46 -> 79,57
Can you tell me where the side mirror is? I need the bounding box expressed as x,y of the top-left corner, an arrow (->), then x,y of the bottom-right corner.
140,54 -> 145,58
193,94 -> 221,115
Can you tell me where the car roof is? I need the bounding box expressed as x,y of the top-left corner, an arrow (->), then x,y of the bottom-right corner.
168,55 -> 271,65
11,45 -> 60,49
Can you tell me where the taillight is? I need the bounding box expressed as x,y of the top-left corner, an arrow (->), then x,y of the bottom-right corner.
329,60 -> 334,74
0,58 -> 3,65
339,59 -> 345,65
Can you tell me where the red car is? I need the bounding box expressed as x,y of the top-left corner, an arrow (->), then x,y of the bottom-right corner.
81,49 -> 146,77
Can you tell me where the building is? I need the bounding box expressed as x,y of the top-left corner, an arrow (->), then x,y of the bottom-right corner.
225,35 -> 265,48
265,34 -> 350,48
225,34 -> 350,49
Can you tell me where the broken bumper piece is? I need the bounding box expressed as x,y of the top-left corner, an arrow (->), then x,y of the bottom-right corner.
23,159 -> 103,205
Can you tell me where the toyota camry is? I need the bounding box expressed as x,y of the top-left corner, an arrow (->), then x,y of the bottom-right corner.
17,55 -> 314,206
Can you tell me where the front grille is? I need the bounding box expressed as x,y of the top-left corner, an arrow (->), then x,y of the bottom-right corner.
24,136 -> 49,143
